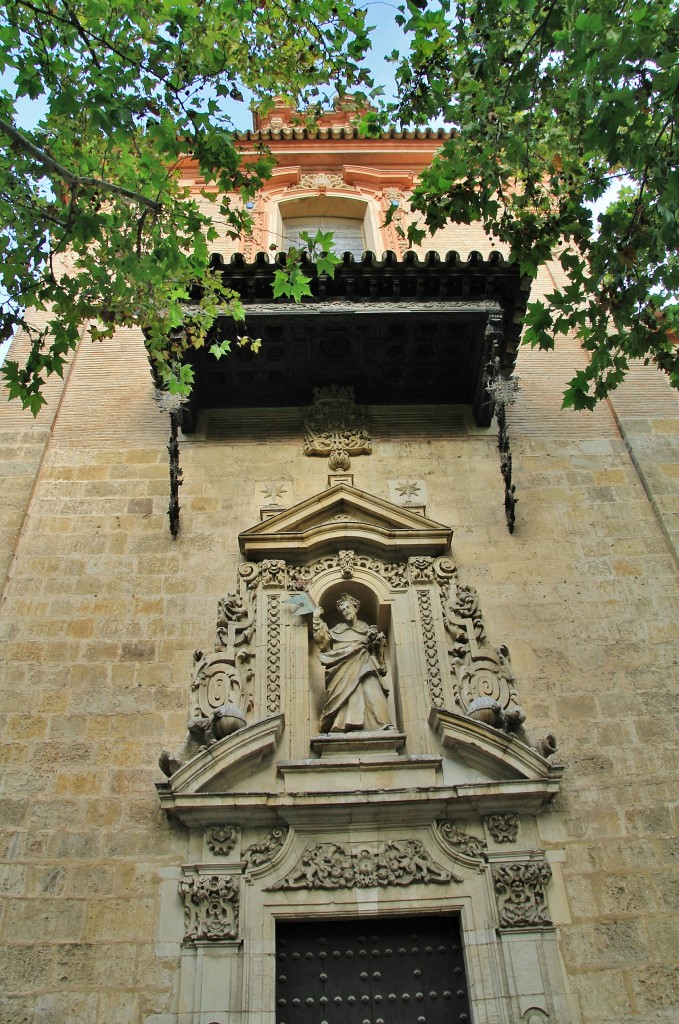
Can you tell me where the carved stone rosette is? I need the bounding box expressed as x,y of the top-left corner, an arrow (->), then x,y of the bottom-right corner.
268,839 -> 457,891
485,814 -> 519,844
492,861 -> 553,929
303,385 -> 371,469
436,820 -> 487,861
207,825 -> 238,856
179,874 -> 240,941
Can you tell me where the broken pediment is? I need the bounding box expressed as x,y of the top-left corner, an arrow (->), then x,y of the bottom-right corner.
239,482 -> 452,561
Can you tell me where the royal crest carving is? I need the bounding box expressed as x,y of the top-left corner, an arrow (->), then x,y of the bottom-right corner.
269,839 -> 457,891
486,814 -> 519,844
436,820 -> 487,861
435,561 -> 557,758
492,861 -> 553,929
206,825 -> 238,856
179,873 -> 239,941
244,826 -> 289,871
303,385 -> 371,468
158,580 -> 256,777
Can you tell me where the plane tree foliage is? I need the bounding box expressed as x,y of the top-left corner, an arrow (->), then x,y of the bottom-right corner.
1,0 -> 678,414
0,0 -> 368,412
369,0 -> 679,408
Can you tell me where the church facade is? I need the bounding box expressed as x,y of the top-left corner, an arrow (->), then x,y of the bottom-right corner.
0,102 -> 678,1024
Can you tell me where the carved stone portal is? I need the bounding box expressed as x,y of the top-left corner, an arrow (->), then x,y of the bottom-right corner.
268,839 -> 458,891
303,385 -> 371,470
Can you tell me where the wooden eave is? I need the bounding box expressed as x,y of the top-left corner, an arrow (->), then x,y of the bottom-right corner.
176,249 -> 529,431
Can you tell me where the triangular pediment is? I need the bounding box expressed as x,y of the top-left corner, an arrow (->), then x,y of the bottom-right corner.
239,483 -> 452,560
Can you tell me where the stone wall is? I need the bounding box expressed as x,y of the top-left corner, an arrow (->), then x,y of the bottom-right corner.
1,275 -> 678,1024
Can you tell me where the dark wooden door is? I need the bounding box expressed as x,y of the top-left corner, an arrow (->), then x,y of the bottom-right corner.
276,916 -> 471,1024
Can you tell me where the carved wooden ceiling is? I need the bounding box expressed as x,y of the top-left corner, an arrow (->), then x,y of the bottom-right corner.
178,251 -> 529,432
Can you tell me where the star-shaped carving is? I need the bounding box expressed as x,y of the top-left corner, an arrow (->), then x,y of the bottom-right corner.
396,481 -> 421,499
261,482 -> 287,503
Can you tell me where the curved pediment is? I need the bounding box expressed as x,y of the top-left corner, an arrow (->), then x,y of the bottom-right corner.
158,714 -> 285,798
239,483 -> 452,561
429,708 -> 564,785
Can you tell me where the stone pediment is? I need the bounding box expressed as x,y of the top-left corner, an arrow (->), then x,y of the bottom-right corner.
239,482 -> 452,561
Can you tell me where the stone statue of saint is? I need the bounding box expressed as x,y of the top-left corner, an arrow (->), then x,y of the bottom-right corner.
312,593 -> 394,733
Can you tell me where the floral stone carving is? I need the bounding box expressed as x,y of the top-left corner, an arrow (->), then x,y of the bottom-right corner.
207,825 -> 238,856
179,874 -> 239,941
303,385 -> 371,469
268,839 -> 458,891
492,862 -> 553,928
436,820 -> 487,861
485,814 -> 519,844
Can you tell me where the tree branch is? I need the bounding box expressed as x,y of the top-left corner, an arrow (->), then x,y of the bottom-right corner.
0,117 -> 163,213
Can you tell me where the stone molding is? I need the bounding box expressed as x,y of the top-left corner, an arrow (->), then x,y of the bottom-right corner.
179,872 -> 240,942
268,839 -> 459,891
492,861 -> 553,929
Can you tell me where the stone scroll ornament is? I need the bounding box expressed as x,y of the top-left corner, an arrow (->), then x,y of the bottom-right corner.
268,839 -> 459,891
492,862 -> 553,928
434,557 -> 557,759
179,874 -> 239,941
302,384 -> 371,470
436,820 -> 487,861
243,826 -> 289,872
158,576 -> 257,778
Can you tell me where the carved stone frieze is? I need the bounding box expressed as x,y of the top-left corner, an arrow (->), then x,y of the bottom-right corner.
244,826 -> 288,871
436,820 -> 487,861
485,814 -> 519,844
289,553 -> 408,592
303,385 -> 371,469
492,861 -> 553,928
179,873 -> 239,941
268,839 -> 458,891
417,589 -> 444,708
206,825 -> 238,856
